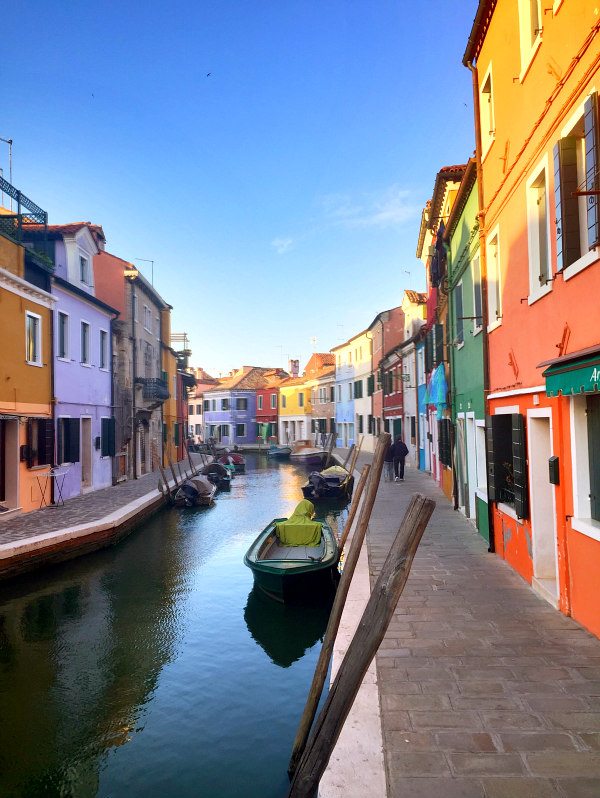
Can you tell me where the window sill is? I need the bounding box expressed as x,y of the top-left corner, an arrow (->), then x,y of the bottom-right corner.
527,282 -> 553,306
57,356 -> 70,363
571,517 -> 600,544
497,501 -> 524,524
487,318 -> 502,334
519,34 -> 543,83
26,360 -> 43,368
472,327 -> 482,337
80,362 -> 92,368
475,488 -> 488,503
553,0 -> 563,13
455,341 -> 465,351
562,247 -> 599,282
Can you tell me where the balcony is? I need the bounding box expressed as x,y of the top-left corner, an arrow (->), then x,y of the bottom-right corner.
135,377 -> 170,402
0,176 -> 52,268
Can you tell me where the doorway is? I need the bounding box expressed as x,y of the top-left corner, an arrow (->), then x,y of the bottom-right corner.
81,418 -> 92,490
466,415 -> 477,520
392,418 -> 402,440
528,413 -> 558,606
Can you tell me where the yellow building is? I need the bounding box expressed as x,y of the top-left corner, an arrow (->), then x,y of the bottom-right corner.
0,193 -> 55,514
160,307 -> 179,466
278,376 -> 313,444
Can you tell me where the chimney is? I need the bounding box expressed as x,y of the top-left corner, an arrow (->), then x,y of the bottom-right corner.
289,359 -> 300,377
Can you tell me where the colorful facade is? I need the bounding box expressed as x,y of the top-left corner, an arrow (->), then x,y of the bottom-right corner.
279,376 -> 312,444
464,0 -> 600,634
256,370 -> 288,442
369,307 -> 405,443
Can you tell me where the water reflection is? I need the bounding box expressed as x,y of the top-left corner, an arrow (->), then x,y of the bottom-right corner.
244,586 -> 333,668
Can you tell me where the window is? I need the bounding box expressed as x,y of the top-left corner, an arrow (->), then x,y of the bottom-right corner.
222,398 -> 230,411
472,255 -> 483,334
195,424 -> 202,435
282,395 -> 287,409
438,418 -> 452,467
155,316 -> 160,339
196,404 -> 202,414
25,418 -> 54,468
99,329 -> 108,369
367,375 -> 375,396
298,392 -> 304,408
271,394 -> 277,409
348,351 -> 352,364
486,413 -> 529,519
411,416 -> 416,444
347,383 -> 352,401
329,386 -> 335,402
518,0 -> 542,77
236,398 -> 248,411
357,414 -> 364,434
368,415 -> 373,434
487,229 -> 502,326
188,404 -> 194,416
353,380 -> 363,399
79,254 -> 90,285
527,158 -> 551,296
100,417 -> 116,457
454,283 -> 464,345
203,399 -> 210,412
58,312 -> 69,359
80,322 -> 90,364
479,65 -> 495,157
143,305 -> 152,331
555,93 -> 600,274
57,418 -> 80,464
26,312 -> 42,366
236,423 -> 246,438
336,385 -> 341,402
174,422 -> 180,446
211,399 -> 216,411
257,395 -> 263,410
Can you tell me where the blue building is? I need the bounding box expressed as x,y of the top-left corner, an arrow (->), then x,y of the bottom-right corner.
416,337 -> 428,471
331,336 -> 360,449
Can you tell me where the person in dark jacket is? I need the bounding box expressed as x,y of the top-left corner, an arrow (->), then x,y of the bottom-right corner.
391,436 -> 409,481
383,439 -> 394,482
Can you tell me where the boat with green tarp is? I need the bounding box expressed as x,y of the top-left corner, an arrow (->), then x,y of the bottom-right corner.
243,500 -> 339,602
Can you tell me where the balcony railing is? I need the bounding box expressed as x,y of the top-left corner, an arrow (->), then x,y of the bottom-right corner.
0,176 -> 52,266
135,377 -> 170,402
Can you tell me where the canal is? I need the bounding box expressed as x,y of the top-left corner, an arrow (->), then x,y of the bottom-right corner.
0,455 -> 346,798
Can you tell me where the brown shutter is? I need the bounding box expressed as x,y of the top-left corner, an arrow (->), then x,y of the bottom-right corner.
584,92 -> 600,249
26,419 -> 34,468
38,419 -> 55,466
553,137 -> 580,271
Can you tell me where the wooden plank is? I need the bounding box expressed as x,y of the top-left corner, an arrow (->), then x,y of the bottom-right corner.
288,432 -> 390,777
288,492 -> 435,797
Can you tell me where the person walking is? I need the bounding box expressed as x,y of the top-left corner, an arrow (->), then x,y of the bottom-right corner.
391,435 -> 409,481
383,439 -> 394,482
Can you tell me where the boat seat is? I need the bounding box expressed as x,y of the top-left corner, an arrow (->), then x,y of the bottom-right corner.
264,541 -> 325,560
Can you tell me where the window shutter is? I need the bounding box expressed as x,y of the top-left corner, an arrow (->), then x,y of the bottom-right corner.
587,395 -> 600,521
584,92 -> 600,249
38,419 -> 55,465
26,419 -> 34,468
174,422 -> 180,446
163,423 -> 168,443
434,323 -> 444,366
553,137 -> 580,271
101,418 -> 116,457
367,375 -> 374,396
485,415 -> 498,501
425,330 -> 433,372
68,418 -> 80,463
511,413 -> 529,519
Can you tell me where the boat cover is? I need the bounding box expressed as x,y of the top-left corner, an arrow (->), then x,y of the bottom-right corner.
187,475 -> 214,497
320,466 -> 348,478
276,499 -> 322,546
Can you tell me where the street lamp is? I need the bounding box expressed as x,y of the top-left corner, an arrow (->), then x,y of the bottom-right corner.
135,258 -> 155,286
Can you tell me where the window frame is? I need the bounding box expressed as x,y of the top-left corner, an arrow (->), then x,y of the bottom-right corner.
472,254 -> 483,335
79,251 -> 91,286
526,155 -> 553,304
57,310 -> 70,360
257,395 -> 263,411
236,423 -> 246,439
271,393 -> 277,409
479,63 -> 495,161
99,328 -> 109,370
80,320 -> 91,366
486,226 -> 502,331
25,311 -> 43,367
518,0 -> 543,82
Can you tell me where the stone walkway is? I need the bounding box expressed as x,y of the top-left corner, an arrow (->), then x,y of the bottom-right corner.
340,450 -> 600,798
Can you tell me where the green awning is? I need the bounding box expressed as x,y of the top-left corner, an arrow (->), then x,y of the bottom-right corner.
542,352 -> 600,397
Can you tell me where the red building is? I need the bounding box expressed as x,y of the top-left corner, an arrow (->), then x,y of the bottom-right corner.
368,307 -> 405,436
256,369 -> 288,442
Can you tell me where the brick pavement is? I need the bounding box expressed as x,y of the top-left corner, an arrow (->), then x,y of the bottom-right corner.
337,449 -> 600,798
0,459 -> 195,546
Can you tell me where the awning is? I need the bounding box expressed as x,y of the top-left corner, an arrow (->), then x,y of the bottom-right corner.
540,345 -> 600,397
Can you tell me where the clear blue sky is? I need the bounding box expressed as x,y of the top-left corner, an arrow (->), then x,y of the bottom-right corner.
2,1 -> 476,376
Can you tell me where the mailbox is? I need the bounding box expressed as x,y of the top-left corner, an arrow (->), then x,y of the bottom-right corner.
548,455 -> 560,485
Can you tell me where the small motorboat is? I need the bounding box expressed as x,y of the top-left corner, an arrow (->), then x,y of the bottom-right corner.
174,475 -> 217,507
266,444 -> 292,459
289,440 -> 328,466
301,465 -> 354,501
217,451 -> 246,473
244,499 -> 339,602
199,461 -> 232,491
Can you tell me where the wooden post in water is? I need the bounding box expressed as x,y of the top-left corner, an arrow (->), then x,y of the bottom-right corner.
337,464 -> 370,550
184,439 -> 196,476
341,444 -> 355,470
348,435 -> 363,475
288,492 -> 436,798
167,457 -> 179,489
324,433 -> 335,468
287,432 -> 390,777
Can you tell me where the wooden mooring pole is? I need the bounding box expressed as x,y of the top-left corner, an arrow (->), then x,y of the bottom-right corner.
287,492 -> 435,797
337,464 -> 370,550
341,444 -> 354,470
287,432 -> 389,777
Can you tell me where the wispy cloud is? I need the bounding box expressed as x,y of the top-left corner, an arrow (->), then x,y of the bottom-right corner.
271,236 -> 294,255
318,184 -> 418,229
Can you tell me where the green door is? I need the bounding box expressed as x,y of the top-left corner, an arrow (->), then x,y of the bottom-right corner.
392,418 -> 402,439
587,395 -> 600,521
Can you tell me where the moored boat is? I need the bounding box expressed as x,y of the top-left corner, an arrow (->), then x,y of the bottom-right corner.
266,444 -> 292,459
217,451 -> 246,473
199,461 -> 232,491
289,439 -> 328,466
174,475 -> 217,507
243,500 -> 339,602
301,465 -> 354,501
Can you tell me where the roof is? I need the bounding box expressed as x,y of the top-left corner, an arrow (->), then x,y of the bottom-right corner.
24,221 -> 106,243
330,327 -> 370,352
428,164 -> 468,231
204,366 -> 287,392
444,158 -> 478,240
463,1 -> 497,66
303,352 -> 336,377
404,290 -> 427,305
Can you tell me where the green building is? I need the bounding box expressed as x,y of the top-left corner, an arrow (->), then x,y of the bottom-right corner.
445,159 -> 489,542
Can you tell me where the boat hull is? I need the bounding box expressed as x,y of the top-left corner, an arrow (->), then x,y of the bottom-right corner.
301,478 -> 353,501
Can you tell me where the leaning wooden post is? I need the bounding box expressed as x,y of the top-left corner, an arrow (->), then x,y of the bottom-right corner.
337,464 -> 370,550
184,439 -> 196,475
288,492 -> 436,797
341,443 -> 355,470
348,435 -> 363,474
287,432 -> 390,777
167,456 -> 179,488
324,433 -> 335,468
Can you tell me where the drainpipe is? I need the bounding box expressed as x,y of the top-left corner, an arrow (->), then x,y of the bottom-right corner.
466,58 -> 495,553
130,279 -> 137,480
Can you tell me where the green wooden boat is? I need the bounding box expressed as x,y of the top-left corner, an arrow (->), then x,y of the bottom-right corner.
244,517 -> 339,603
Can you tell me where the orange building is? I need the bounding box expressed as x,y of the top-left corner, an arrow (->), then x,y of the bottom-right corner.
0,187 -> 55,514
464,1 -> 600,635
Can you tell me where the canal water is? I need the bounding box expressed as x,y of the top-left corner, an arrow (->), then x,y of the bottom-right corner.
0,455 -> 347,798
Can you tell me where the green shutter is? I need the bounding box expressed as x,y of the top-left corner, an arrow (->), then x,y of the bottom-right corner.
174,422 -> 180,446
367,375 -> 374,396
584,92 -> 600,249
587,395 -> 600,521
425,330 -> 433,372
101,418 -> 116,457
68,418 -> 80,463
554,137 -> 580,271
434,323 -> 444,366
511,413 -> 529,520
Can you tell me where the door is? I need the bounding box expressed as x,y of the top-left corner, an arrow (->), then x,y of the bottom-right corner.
81,418 -> 92,489
529,415 -> 558,605
466,415 -> 477,520
392,418 -> 402,440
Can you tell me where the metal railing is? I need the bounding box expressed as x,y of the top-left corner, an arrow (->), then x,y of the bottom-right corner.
135,377 -> 170,401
